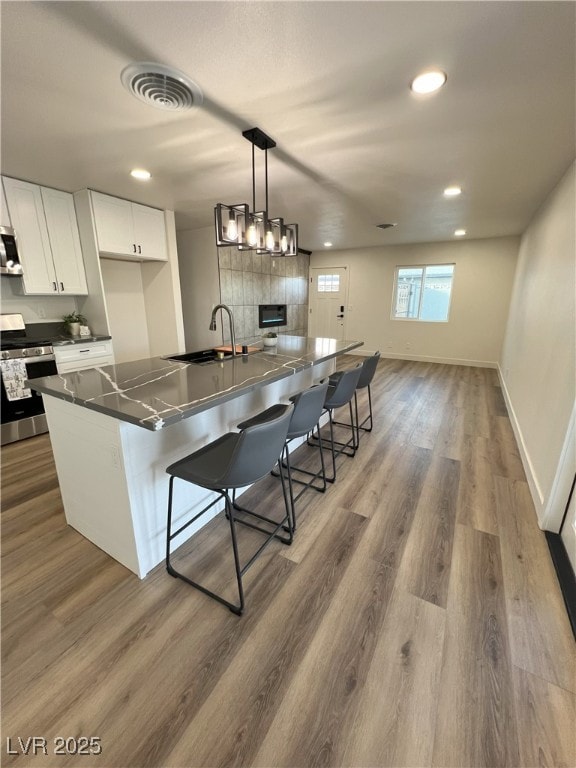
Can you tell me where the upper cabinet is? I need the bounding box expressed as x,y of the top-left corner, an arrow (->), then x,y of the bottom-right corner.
1,180 -> 11,226
2,177 -> 88,295
91,191 -> 168,262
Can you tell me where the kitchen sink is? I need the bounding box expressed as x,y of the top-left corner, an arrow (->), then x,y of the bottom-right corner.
166,348 -> 233,365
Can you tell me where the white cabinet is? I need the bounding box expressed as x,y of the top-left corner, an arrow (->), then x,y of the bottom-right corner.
41,187 -> 89,294
2,177 -> 88,295
54,339 -> 114,374
91,191 -> 167,261
1,179 -> 11,226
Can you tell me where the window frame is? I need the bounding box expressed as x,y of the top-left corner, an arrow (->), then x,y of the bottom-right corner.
391,263 -> 455,323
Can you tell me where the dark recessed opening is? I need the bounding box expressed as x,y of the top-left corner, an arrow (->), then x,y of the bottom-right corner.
259,304 -> 287,329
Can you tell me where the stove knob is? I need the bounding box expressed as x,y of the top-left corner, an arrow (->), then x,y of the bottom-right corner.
22,349 -> 28,357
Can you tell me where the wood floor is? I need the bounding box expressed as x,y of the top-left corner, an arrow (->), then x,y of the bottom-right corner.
2,358 -> 575,767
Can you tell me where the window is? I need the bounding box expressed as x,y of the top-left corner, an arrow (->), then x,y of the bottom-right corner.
317,273 -> 340,293
392,264 -> 455,321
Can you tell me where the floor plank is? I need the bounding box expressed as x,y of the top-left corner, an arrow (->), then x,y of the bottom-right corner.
513,664 -> 576,768
340,587 -> 446,768
494,475 -> 576,693
432,523 -> 521,767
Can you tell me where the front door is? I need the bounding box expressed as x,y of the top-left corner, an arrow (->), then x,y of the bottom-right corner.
308,266 -> 349,340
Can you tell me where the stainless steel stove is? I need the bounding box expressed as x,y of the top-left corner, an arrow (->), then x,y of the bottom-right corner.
1,314 -> 58,445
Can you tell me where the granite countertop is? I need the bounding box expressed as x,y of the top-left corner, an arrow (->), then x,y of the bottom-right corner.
29,335 -> 363,431
50,335 -> 112,346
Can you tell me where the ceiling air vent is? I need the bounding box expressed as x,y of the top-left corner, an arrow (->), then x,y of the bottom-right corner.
376,223 -> 397,229
121,62 -> 203,112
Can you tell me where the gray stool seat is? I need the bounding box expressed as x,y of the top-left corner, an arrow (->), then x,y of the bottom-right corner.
309,363 -> 363,482
238,381 -> 329,529
165,403 -> 293,615
331,351 -> 380,445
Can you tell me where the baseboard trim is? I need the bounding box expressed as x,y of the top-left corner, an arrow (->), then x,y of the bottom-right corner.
345,350 -> 497,368
545,531 -> 576,640
497,364 -> 545,521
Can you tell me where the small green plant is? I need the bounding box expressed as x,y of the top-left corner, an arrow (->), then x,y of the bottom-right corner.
263,331 -> 277,338
62,311 -> 87,325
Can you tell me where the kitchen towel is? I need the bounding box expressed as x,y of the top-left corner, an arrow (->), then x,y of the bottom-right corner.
0,359 -> 32,401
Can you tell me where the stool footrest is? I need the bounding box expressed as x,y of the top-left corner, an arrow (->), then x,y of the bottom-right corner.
232,500 -> 293,547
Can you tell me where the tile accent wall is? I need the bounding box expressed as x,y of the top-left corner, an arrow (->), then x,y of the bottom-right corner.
218,247 -> 310,344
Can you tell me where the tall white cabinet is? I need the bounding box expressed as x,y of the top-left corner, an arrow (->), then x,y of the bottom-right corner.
2,177 -> 88,295
73,189 -> 185,363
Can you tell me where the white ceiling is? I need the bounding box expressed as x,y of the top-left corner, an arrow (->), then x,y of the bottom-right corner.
1,1 -> 574,252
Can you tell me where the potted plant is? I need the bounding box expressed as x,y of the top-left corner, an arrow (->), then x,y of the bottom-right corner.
62,311 -> 87,337
262,331 -> 278,347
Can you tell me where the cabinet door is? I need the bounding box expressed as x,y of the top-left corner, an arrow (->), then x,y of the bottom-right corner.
132,203 -> 168,261
2,177 -> 57,294
54,341 -> 114,373
91,191 -> 135,256
1,178 -> 11,226
41,187 -> 88,295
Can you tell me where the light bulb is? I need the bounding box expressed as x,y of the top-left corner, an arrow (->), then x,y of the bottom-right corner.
247,222 -> 257,246
265,229 -> 275,251
281,233 -> 288,252
226,212 -> 238,241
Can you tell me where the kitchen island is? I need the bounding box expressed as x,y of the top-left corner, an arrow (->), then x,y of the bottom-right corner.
30,336 -> 363,577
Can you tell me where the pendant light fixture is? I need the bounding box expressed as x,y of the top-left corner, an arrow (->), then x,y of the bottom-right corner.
215,127 -> 298,257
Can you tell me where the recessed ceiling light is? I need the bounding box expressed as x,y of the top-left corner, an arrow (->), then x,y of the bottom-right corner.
323,242 -> 333,247
443,186 -> 462,197
410,70 -> 447,94
454,229 -> 466,237
131,169 -> 151,180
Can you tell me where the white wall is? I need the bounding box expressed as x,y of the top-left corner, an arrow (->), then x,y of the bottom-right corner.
0,278 -> 77,323
500,160 -> 576,527
99,259 -> 150,363
142,211 -> 186,358
176,226 -> 221,351
311,237 -> 519,366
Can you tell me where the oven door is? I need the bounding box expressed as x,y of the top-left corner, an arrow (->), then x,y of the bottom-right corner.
1,355 -> 57,444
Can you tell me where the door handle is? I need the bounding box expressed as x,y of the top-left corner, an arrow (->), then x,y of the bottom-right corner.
336,314 -> 344,318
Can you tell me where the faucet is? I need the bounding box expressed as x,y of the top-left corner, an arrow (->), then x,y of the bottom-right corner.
209,304 -> 237,356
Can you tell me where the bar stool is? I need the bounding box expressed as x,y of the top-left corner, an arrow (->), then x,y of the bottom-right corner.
332,351 -> 380,447
310,363 -> 363,483
165,403 -> 293,615
237,380 -> 329,531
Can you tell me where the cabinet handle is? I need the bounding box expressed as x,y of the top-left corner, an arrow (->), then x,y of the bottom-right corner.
53,282 -> 57,292
60,282 -> 64,291
133,244 -> 137,253
138,245 -> 142,254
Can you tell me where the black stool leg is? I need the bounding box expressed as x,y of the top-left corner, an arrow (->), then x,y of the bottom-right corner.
165,480 -> 245,615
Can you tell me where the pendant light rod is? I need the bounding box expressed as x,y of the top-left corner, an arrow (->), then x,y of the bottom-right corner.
251,141 -> 256,211
265,148 -> 269,214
